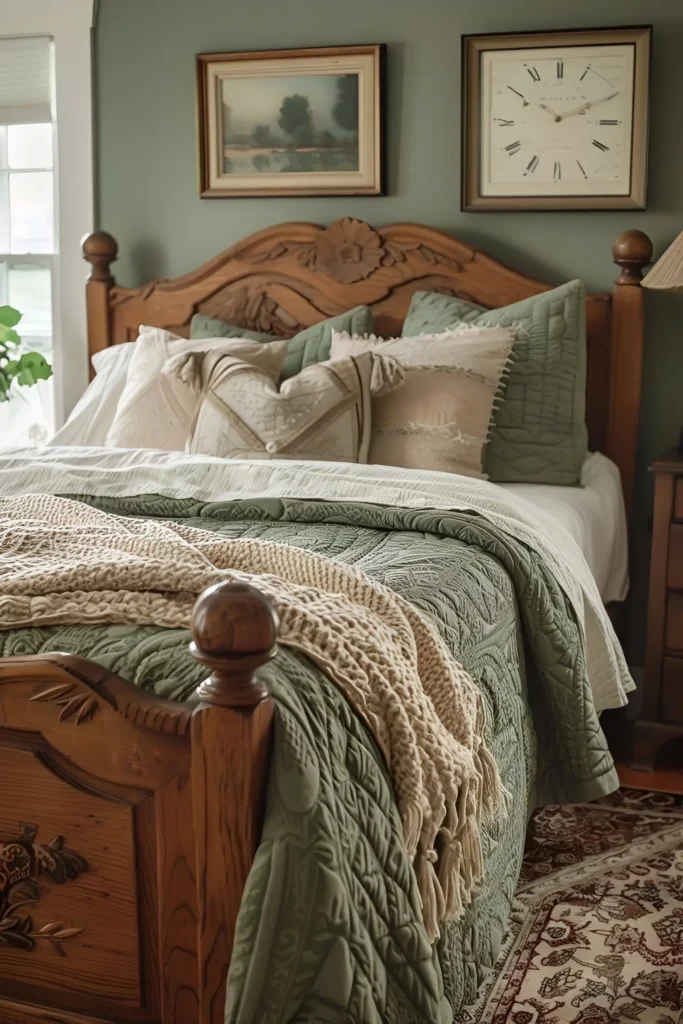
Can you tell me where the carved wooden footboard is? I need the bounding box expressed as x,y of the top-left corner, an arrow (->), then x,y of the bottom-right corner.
0,581 -> 278,1024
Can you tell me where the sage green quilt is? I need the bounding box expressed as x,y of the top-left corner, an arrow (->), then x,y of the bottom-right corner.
0,494 -> 618,1023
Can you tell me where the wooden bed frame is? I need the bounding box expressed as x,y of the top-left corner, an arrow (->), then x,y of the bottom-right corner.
0,218 -> 652,1024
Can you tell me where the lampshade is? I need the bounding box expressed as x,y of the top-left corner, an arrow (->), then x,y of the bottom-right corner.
641,230 -> 683,292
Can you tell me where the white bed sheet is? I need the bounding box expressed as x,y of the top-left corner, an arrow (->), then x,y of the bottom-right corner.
499,452 -> 628,604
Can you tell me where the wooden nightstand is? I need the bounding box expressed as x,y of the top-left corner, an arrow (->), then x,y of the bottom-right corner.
632,448 -> 683,769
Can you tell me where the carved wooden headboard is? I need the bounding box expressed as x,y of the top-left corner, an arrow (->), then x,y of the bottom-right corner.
82,216 -> 652,512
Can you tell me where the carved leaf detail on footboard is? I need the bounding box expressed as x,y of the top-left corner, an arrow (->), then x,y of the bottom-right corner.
30,683 -> 99,724
0,823 -> 88,956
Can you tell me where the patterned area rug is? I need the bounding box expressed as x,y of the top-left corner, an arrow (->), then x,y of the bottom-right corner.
458,789 -> 683,1024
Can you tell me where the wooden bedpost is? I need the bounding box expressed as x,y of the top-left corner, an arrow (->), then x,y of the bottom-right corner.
189,581 -> 278,1024
82,231 -> 118,369
607,229 -> 653,516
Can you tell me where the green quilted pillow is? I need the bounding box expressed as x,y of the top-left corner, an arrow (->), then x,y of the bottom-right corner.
402,280 -> 588,485
191,306 -> 374,381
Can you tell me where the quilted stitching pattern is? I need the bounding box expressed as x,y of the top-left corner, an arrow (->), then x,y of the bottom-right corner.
0,494 -> 617,1022
402,281 -> 588,485
191,306 -> 374,381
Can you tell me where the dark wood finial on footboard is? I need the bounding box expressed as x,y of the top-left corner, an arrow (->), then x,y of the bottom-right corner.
190,581 -> 279,707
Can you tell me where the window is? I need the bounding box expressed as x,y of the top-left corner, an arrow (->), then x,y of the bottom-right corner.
0,2 -> 95,437
0,36 -> 55,445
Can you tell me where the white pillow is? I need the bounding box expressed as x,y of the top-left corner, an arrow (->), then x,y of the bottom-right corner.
330,327 -> 515,478
106,327 -> 289,451
48,342 -> 136,447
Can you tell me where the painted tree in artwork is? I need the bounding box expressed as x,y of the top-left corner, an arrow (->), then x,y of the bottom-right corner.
332,75 -> 359,140
278,94 -> 313,147
252,124 -> 271,147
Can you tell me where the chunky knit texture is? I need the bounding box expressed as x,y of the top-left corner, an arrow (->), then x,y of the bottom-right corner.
0,492 -> 504,938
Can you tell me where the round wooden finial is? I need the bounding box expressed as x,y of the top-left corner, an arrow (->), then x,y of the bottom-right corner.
190,581 -> 279,707
82,231 -> 118,283
612,229 -> 653,285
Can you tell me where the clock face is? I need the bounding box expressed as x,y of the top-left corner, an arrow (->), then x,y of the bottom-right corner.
480,44 -> 636,198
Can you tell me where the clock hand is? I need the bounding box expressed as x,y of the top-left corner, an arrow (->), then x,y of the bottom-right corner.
559,91 -> 619,120
557,100 -> 592,119
538,102 -> 562,121
507,85 -> 530,106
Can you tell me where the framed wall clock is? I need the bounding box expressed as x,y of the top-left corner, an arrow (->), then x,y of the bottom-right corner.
462,26 -> 651,211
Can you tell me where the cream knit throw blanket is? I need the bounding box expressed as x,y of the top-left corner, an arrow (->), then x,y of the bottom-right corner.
0,493 -> 504,938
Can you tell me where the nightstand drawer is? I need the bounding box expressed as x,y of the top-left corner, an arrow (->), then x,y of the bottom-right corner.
669,524 -> 683,588
667,593 -> 683,652
662,657 -> 683,722
676,478 -> 683,521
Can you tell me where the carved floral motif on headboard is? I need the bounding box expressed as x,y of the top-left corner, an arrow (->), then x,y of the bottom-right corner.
243,217 -> 464,284
184,217 -> 482,337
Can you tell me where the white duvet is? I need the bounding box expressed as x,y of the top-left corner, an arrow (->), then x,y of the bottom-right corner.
0,445 -> 635,712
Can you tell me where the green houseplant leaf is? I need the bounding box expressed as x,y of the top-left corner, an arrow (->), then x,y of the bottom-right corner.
0,306 -> 22,329
0,307 -> 53,400
14,352 -> 53,387
0,325 -> 21,346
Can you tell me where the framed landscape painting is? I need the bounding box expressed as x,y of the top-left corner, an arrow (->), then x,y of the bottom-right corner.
197,45 -> 385,198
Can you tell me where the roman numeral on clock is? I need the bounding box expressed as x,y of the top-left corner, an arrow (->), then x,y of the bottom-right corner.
592,139 -> 609,152
505,140 -> 522,156
525,155 -> 539,174
576,159 -> 588,179
556,61 -> 564,79
599,119 -> 620,125
580,65 -> 591,81
527,66 -> 541,81
553,161 -> 561,180
496,118 -> 515,126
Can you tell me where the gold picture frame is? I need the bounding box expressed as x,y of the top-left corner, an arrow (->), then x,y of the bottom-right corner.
197,44 -> 385,198
462,26 -> 651,211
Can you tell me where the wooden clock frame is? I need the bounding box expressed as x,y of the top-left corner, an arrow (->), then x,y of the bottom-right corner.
461,25 -> 652,212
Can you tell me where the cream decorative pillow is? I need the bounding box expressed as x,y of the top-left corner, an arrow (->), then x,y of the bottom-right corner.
330,326 -> 515,478
171,348 -> 403,463
106,326 -> 288,451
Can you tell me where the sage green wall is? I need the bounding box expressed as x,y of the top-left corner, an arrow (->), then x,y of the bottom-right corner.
96,0 -> 683,662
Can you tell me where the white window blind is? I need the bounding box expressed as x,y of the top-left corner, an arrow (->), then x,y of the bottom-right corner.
0,34 -> 55,445
0,36 -> 52,125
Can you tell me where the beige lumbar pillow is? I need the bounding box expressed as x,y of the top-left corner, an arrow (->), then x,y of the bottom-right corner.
330,326 -> 515,478
169,348 -> 403,463
106,326 -> 288,451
